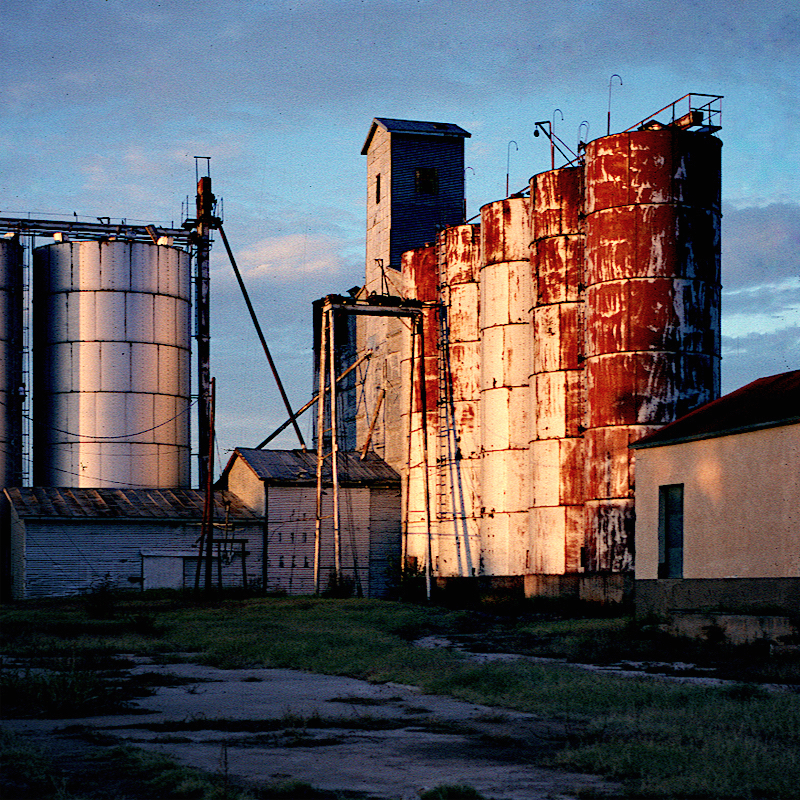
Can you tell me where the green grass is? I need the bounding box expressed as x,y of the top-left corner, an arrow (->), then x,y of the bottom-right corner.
2,592 -> 800,798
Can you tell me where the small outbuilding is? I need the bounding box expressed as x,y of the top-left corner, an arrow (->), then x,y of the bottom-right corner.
218,448 -> 401,597
631,370 -> 800,634
5,487 -> 264,600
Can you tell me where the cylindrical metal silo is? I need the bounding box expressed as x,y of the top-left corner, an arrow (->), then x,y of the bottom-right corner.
436,223 -> 481,576
479,196 -> 531,575
583,128 -> 722,571
32,240 -> 192,488
400,245 -> 438,573
0,237 -> 24,490
529,167 -> 585,575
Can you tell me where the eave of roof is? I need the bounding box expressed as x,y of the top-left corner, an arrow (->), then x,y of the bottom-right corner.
631,369 -> 800,450
3,487 -> 261,521
227,448 -> 400,486
361,117 -> 471,154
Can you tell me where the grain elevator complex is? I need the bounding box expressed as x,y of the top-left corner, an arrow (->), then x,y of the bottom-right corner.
1,94 -> 738,605
318,95 -> 723,601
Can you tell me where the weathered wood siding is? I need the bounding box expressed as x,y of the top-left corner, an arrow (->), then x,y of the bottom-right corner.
265,485 -> 400,597
11,515 -> 263,599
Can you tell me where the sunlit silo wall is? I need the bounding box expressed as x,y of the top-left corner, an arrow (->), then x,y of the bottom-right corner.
401,245 -> 438,572
436,224 -> 481,576
479,197 -> 531,575
529,167 -> 585,575
32,240 -> 191,488
0,238 -> 24,489
583,128 -> 722,571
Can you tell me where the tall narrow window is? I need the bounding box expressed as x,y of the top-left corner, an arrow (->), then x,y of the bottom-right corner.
415,167 -> 439,195
658,484 -> 684,578
375,173 -> 381,204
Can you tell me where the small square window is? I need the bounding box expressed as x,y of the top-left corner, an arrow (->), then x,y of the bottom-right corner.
415,167 -> 439,195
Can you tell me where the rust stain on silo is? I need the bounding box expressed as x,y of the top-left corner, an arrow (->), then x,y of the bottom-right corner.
584,127 -> 722,571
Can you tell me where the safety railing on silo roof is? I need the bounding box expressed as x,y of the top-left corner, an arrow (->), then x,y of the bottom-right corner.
623,93 -> 723,134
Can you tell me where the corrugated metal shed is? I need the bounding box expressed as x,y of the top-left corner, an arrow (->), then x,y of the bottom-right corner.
5,487 -> 260,520
361,118 -> 471,154
225,448 -> 400,487
631,369 -> 800,449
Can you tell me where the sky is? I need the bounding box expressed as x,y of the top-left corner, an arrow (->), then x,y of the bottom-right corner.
2,0 -> 798,480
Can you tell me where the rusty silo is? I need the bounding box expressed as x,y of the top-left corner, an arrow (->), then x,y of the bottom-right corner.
583,128 -> 722,571
0,237 -> 24,490
32,240 -> 192,488
436,224 -> 482,576
400,244 -> 439,572
528,166 -> 586,575
479,196 -> 532,575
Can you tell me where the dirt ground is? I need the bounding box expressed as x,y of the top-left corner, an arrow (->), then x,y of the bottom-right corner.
3,656 -> 620,800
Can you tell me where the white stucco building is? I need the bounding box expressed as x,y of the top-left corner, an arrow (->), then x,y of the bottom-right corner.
632,370 -> 800,617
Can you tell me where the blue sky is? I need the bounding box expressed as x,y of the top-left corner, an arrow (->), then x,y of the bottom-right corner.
2,0 -> 798,474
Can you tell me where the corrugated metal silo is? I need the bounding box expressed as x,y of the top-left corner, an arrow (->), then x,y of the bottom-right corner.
436,223 -> 481,576
479,197 -> 531,575
528,167 -> 586,574
583,128 -> 722,571
32,240 -> 192,488
0,237 -> 24,489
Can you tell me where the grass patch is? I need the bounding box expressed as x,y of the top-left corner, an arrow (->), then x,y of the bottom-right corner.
3,592 -> 800,797
0,731 -> 363,800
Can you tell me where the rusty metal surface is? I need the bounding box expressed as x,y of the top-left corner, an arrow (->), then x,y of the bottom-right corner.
529,167 -> 585,574
480,197 -> 531,266
583,128 -> 722,571
436,225 -> 482,576
479,198 -> 531,575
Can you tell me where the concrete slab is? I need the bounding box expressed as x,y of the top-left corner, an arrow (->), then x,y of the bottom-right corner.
4,660 -> 618,799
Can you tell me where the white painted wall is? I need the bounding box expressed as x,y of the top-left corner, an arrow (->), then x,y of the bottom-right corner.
635,423 -> 800,580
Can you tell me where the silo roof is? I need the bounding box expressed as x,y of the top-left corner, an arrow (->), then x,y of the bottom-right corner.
4,487 -> 261,521
222,448 -> 400,487
630,369 -> 800,449
362,118 -> 471,154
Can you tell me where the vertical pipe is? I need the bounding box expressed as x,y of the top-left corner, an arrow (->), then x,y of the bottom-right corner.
314,307 -> 328,594
401,323 -> 417,572
328,307 -> 341,578
195,178 -> 213,491
418,313 -> 432,601
204,378 -> 216,591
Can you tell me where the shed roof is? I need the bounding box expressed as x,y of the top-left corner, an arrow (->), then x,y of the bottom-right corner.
361,118 -> 471,154
221,448 -> 400,487
630,369 -> 800,450
4,487 -> 261,521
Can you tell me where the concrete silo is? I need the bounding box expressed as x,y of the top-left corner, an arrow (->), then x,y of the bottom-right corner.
0,237 -> 24,490
436,224 -> 481,576
32,240 -> 192,488
479,197 -> 531,575
583,128 -> 722,572
401,244 -> 438,573
528,166 -> 586,576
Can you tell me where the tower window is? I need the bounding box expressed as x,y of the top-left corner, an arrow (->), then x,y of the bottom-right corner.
376,173 -> 381,204
415,167 -> 439,195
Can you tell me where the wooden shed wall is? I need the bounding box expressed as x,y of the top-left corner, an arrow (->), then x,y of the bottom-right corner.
10,511 -> 263,599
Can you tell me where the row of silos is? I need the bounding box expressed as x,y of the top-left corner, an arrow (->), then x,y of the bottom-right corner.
402,125 -> 721,579
1,239 -> 191,491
